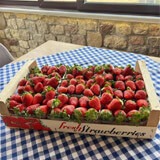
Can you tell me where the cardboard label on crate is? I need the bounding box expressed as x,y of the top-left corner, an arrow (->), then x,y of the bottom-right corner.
42,119 -> 157,139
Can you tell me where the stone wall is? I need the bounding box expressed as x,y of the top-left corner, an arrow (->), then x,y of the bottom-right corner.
0,12 -> 160,58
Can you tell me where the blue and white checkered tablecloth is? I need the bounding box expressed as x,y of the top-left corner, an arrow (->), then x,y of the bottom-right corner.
0,46 -> 160,159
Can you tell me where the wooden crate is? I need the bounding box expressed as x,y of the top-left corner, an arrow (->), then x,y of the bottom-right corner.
0,60 -> 160,139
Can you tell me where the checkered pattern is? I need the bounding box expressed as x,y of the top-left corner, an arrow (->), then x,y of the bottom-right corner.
0,46 -> 160,159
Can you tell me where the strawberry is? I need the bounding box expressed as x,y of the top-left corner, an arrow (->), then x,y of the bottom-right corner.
122,65 -> 134,76
124,89 -> 134,100
125,80 -> 136,91
58,65 -> 66,76
51,72 -> 61,79
34,82 -> 44,93
47,77 -> 59,88
22,92 -> 33,107
57,86 -> 68,94
68,85 -> 75,94
18,78 -> 27,86
104,64 -> 114,73
116,74 -> 124,81
75,84 -> 85,94
113,67 -> 122,75
124,75 -> 133,81
114,110 -> 126,123
136,74 -> 143,80
95,75 -> 105,87
124,100 -> 137,113
43,78 -> 50,86
41,65 -> 50,74
136,99 -> 149,108
72,107 -> 87,123
66,74 -> 74,79
47,98 -> 60,108
47,66 -> 58,75
77,79 -> 85,85
94,65 -> 104,74
26,104 -> 40,114
100,92 -> 113,106
85,70 -> 94,80
60,80 -> 68,87
31,76 -> 45,85
83,89 -> 94,97
114,90 -> 123,99
17,86 -> 25,94
61,105 -> 75,115
90,84 -> 100,96
139,107 -> 151,121
69,97 -> 78,107
70,78 -> 77,86
127,110 -> 141,125
24,85 -> 34,93
89,96 -> 101,111
85,108 -> 99,122
57,94 -> 69,108
79,96 -> 89,108
10,94 -> 22,103
135,90 -> 147,100
9,100 -> 20,109
86,79 -> 94,88
114,81 -> 125,91
75,75 -> 83,79
33,93 -> 43,105
104,73 -> 113,81
45,90 -> 56,100
13,104 -> 25,115
99,109 -> 113,121
135,80 -> 145,90
71,65 -> 83,76
107,98 -> 123,112
35,105 -> 48,118
49,107 -> 61,119
101,85 -> 113,94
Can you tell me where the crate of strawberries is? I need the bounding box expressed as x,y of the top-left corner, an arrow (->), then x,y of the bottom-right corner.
0,60 -> 159,139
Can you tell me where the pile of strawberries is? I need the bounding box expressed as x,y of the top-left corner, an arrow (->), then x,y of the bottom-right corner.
7,63 -> 150,125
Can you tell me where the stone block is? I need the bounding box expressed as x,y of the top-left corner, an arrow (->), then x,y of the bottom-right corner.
128,36 -> 145,45
28,40 -> 38,49
10,29 -> 19,39
133,23 -> 148,35
99,21 -> 115,35
147,37 -> 159,47
0,30 -> 6,38
19,30 -> 30,41
36,20 -> 49,34
149,24 -> 160,36
50,25 -> 64,35
87,32 -> 102,47
72,35 -> 86,45
65,25 -> 78,35
7,19 -> 17,29
45,34 -> 56,41
19,40 -> 29,49
127,45 -> 147,54
116,23 -> 131,35
4,29 -> 12,39
25,20 -> 37,33
57,35 -> 71,43
16,19 -> 25,29
78,19 -> 97,31
0,15 -> 6,30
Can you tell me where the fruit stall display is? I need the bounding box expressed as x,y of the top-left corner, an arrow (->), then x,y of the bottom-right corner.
0,60 -> 159,138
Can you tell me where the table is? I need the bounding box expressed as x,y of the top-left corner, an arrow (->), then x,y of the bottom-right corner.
1,41 -> 160,159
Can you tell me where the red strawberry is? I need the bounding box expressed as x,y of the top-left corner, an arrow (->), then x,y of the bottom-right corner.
94,65 -> 104,74
35,105 -> 48,118
95,75 -> 105,87
57,94 -> 69,108
135,80 -> 145,90
115,81 -> 125,91
79,96 -> 89,108
89,96 -> 101,111
136,99 -> 149,108
127,110 -> 141,125
114,90 -> 123,99
107,98 -> 123,112
22,92 -> 33,106
125,80 -> 136,91
100,92 -> 113,106
114,110 -> 126,123
68,85 -> 75,94
43,78 -> 50,86
83,89 -> 94,97
18,78 -> 27,86
66,74 -> 74,79
70,78 -> 77,86
33,93 -> 43,105
10,94 -> 22,103
136,74 -> 143,80
9,100 -> 20,109
47,66 -> 58,75
47,98 -> 60,108
31,76 -> 45,85
60,80 -> 68,87
41,65 -> 50,74
86,79 -> 94,88
77,79 -> 85,85
58,65 -> 66,76
17,86 -> 25,94
26,104 -> 40,114
50,107 -> 61,119
135,90 -> 147,100
24,85 -> 34,93
116,74 -> 124,81
124,100 -> 137,113
57,86 -> 68,94
104,73 -> 113,81
76,84 -> 85,94
90,84 -> 100,96
13,104 -> 25,114
75,75 -> 83,79
101,85 -> 113,94
74,107 -> 87,116
34,82 -> 44,93
122,65 -> 134,76
104,64 -> 114,73
124,90 -> 134,100
69,97 -> 78,107
124,75 -> 133,81
85,70 -> 94,80
113,67 -> 122,75
51,72 -> 61,79
45,90 -> 56,100
47,77 -> 59,88
61,105 -> 75,115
